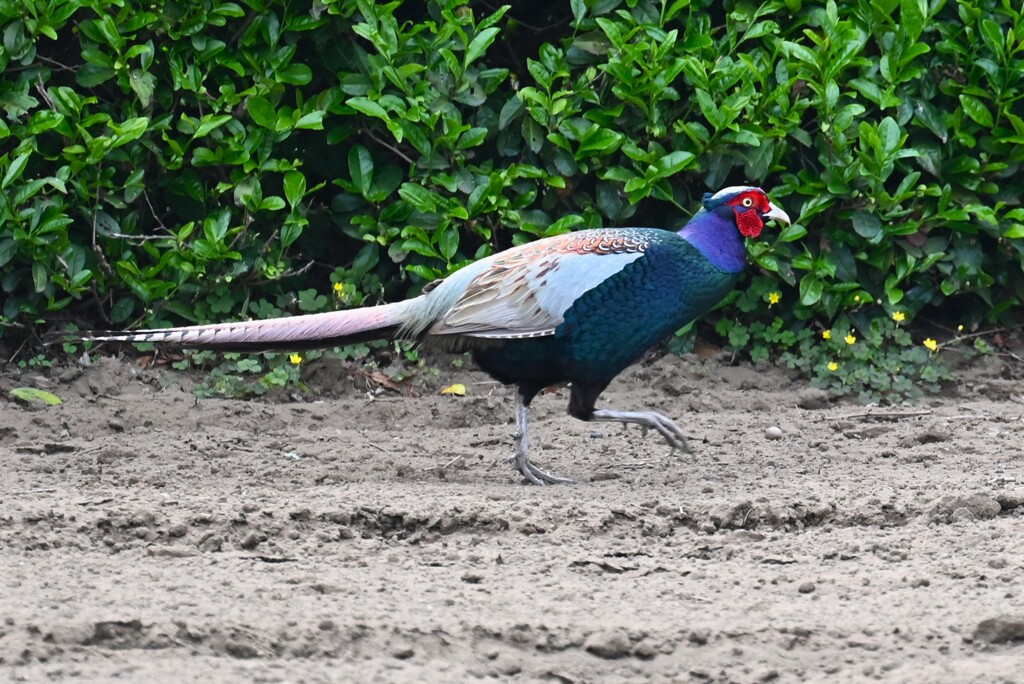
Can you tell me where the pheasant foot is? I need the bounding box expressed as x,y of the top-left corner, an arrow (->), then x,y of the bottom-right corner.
591,409 -> 691,454
512,390 -> 577,486
513,449 -> 578,486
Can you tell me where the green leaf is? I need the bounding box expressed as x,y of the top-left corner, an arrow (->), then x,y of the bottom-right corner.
346,96 -> 389,121
294,111 -> 325,130
958,94 -> 993,127
439,227 -> 459,261
466,27 -> 500,67
348,145 -> 373,197
194,114 -> 233,138
498,96 -> 525,130
277,63 -> 312,85
129,69 -> 156,107
852,212 -> 883,241
653,151 -> 695,177
399,183 -> 438,212
878,117 -> 900,154
781,40 -> 817,66
694,88 -> 723,129
284,171 -> 307,207
32,261 -> 47,293
778,224 -> 808,242
0,238 -> 16,268
10,387 -> 63,406
2,151 -> 30,189
577,126 -> 624,157
76,65 -> 115,87
900,0 -> 926,42
570,0 -> 585,23
350,242 -> 380,280
259,196 -> 286,211
247,97 -> 277,129
799,275 -> 824,306
457,127 -> 488,149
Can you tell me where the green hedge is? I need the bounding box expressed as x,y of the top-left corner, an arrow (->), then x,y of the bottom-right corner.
1,0 -> 1022,386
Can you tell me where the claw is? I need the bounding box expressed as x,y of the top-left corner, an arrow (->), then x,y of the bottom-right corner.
591,408 -> 691,453
512,391 -> 577,486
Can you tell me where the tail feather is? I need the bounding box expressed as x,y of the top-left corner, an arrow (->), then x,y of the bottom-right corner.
80,302 -> 412,352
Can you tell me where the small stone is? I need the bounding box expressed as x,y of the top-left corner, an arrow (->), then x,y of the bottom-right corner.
949,507 -> 976,524
796,388 -> 831,410
687,629 -> 710,645
765,426 -> 784,441
326,511 -> 351,525
199,534 -> 222,553
239,532 -> 264,550
910,578 -> 930,588
633,641 -> 657,660
318,620 -> 336,631
461,572 -> 484,584
584,629 -> 632,659
224,641 -> 258,658
146,545 -> 197,558
166,524 -> 188,538
798,582 -> 815,594
392,647 -> 415,660
973,616 -> 1024,644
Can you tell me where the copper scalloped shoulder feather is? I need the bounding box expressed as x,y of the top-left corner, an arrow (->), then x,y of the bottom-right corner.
428,229 -> 652,339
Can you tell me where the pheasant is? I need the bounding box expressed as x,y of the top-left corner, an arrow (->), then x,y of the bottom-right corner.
81,186 -> 790,485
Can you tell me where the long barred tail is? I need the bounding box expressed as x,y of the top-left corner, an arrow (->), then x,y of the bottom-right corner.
78,302 -> 411,352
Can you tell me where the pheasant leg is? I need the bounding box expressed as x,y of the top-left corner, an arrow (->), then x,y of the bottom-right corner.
591,409 -> 691,454
512,393 -> 577,486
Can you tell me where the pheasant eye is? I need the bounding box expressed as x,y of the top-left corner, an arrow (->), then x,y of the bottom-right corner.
742,197 -> 753,207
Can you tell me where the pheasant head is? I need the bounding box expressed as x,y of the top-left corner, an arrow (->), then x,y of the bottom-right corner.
701,186 -> 791,237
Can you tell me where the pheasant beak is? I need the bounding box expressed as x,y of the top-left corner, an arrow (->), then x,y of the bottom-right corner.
764,202 -> 791,226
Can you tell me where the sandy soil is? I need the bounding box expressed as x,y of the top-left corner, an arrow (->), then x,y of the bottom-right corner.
1,349 -> 1023,683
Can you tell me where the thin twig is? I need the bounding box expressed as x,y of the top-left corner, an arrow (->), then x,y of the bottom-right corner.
602,460 -> 653,469
101,232 -> 176,242
426,454 -> 465,471
360,127 -> 416,165
142,190 -> 170,233
8,488 -> 58,495
91,187 -> 115,277
820,409 -> 933,422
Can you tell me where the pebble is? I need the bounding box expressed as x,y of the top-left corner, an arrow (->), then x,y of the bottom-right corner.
239,532 -> 264,550
765,426 -> 784,440
973,616 -> 1024,644
798,582 -> 815,594
584,629 -> 632,659
146,545 -> 197,558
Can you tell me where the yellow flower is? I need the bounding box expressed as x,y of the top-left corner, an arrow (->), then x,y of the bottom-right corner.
923,338 -> 938,352
892,311 -> 905,323
853,295 -> 860,302
822,330 -> 831,340
844,333 -> 856,345
333,282 -> 343,293
827,361 -> 839,372
289,353 -> 303,365
768,292 -> 781,306
957,324 -> 964,332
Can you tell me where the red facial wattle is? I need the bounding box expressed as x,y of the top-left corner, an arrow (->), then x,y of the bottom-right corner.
734,207 -> 763,238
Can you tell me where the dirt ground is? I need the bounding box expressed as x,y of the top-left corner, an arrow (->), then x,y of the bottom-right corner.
1,348 -> 1023,683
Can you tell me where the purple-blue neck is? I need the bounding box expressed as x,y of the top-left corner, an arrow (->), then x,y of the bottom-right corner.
678,209 -> 748,273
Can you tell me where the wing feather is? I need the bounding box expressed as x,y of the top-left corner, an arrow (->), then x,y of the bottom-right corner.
428,229 -> 650,338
